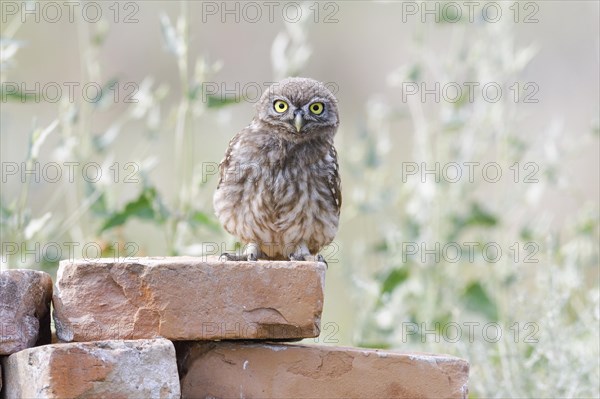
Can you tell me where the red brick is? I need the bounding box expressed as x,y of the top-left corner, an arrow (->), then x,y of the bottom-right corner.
53,256 -> 325,341
1,339 -> 180,398
178,342 -> 470,398
0,270 -> 52,354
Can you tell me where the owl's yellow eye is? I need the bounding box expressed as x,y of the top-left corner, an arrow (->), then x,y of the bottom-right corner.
309,102 -> 324,115
273,100 -> 288,113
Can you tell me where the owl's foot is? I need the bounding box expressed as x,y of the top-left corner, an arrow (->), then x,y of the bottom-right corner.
219,252 -> 257,262
316,254 -> 328,266
219,242 -> 261,262
289,253 -> 328,268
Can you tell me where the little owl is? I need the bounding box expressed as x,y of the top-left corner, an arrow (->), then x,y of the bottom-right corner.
213,77 -> 341,262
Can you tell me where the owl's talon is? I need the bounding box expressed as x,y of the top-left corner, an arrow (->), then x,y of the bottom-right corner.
247,253 -> 258,261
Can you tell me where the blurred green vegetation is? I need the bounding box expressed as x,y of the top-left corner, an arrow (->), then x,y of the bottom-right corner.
1,2 -> 598,398
343,12 -> 599,396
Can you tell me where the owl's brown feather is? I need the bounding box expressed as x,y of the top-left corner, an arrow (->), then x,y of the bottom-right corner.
213,78 -> 341,260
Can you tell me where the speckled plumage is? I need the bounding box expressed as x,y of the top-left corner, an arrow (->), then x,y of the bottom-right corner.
213,77 -> 341,261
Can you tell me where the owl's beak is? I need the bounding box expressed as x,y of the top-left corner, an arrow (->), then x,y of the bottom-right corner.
293,111 -> 304,133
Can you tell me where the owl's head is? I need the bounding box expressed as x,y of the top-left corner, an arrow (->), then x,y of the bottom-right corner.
256,77 -> 339,140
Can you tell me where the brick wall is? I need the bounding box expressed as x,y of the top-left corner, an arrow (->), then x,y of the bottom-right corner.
1,258 -> 469,398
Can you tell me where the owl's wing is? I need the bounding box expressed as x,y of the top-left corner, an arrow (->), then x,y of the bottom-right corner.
327,145 -> 342,213
216,129 -> 244,190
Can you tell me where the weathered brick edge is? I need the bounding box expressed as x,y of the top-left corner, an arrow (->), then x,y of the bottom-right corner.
177,341 -> 470,399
